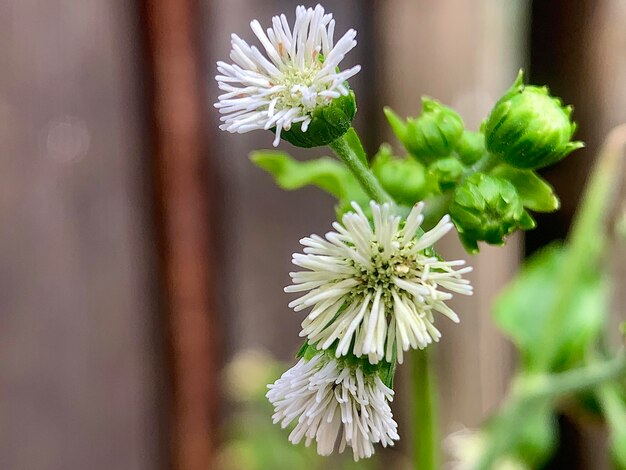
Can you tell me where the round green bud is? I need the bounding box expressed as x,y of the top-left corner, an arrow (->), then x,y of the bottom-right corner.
484,70 -> 584,169
450,173 -> 535,252
428,157 -> 465,191
372,144 -> 428,205
455,130 -> 486,165
404,97 -> 464,162
278,91 -> 357,148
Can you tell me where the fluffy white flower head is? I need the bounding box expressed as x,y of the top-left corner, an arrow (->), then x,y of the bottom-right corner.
267,352 -> 398,460
215,4 -> 361,146
286,201 -> 473,364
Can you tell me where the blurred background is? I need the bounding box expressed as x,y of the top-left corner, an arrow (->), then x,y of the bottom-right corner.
1,0 -> 625,469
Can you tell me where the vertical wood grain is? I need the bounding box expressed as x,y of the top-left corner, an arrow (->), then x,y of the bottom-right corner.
0,1 -> 160,469
141,0 -> 220,469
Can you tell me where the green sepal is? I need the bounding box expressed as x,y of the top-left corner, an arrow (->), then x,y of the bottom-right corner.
484,70 -> 584,169
296,341 -> 319,361
371,144 -> 429,205
278,91 -> 357,148
519,210 -> 536,230
383,106 -> 408,144
458,231 -> 480,254
491,165 -> 560,212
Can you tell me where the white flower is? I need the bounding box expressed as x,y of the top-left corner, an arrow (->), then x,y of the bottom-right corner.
286,201 -> 473,364
267,352 -> 398,460
215,4 -> 361,146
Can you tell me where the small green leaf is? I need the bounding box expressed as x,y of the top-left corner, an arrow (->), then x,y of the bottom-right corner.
494,243 -> 609,371
491,165 -> 560,212
343,127 -> 368,166
250,150 -> 368,212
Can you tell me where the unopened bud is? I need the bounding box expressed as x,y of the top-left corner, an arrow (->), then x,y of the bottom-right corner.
484,71 -> 583,169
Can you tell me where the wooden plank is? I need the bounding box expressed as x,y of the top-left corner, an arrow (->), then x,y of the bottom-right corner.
141,0 -> 220,469
0,1 -> 160,469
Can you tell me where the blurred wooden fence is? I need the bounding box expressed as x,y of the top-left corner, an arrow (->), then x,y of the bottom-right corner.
1,1 -> 625,469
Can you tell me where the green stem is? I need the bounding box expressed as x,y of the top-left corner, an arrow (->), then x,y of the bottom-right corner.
329,129 -> 393,204
331,127 -> 439,470
413,348 -> 439,470
529,352 -> 626,399
597,382 -> 626,469
476,354 -> 626,469
470,150 -> 500,175
536,125 -> 626,370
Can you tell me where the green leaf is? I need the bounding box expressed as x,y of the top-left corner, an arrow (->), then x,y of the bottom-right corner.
491,165 -> 560,212
510,403 -> 557,468
250,150 -> 368,212
493,243 -> 609,371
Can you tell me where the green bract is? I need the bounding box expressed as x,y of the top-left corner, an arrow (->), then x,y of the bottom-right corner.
450,173 -> 535,253
371,144 -> 428,205
384,98 -> 464,163
484,70 -> 584,169
491,166 -> 560,212
278,91 -> 357,148
455,130 -> 486,165
428,157 -> 464,191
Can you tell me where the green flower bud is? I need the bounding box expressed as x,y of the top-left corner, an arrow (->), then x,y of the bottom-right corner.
428,157 -> 465,191
484,70 -> 584,169
384,97 -> 464,163
450,173 -> 535,253
372,144 -> 428,205
455,130 -> 486,165
279,91 -> 357,148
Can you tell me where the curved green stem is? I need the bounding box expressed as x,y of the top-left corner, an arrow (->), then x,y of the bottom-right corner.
476,353 -> 626,469
536,124 -> 626,370
329,129 -> 393,204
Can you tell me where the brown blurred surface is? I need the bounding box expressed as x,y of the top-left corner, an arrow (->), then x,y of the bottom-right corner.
0,1 -> 161,469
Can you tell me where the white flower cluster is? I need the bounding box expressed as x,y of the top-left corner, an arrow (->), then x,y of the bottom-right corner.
268,201 -> 472,460
217,4 -> 475,463
287,201 -> 472,364
267,353 -> 399,461
215,4 -> 361,146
